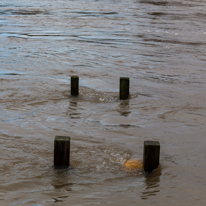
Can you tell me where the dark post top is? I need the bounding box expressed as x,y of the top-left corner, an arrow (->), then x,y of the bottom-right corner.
144,141 -> 160,146
120,77 -> 129,80
55,136 -> 70,141
71,76 -> 79,79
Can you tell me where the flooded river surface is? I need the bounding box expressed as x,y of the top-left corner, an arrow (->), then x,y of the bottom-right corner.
1,0 -> 206,205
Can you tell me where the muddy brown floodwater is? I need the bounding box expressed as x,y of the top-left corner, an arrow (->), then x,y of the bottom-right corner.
1,0 -> 206,205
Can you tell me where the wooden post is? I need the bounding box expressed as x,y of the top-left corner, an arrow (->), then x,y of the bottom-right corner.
119,77 -> 129,100
71,76 -> 79,96
54,136 -> 70,168
143,141 -> 160,173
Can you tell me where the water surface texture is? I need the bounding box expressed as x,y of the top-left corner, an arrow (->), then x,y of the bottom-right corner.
1,0 -> 206,205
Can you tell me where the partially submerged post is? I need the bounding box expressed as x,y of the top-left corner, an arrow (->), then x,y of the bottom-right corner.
119,77 -> 130,100
143,141 -> 160,173
54,136 -> 70,168
71,76 -> 79,96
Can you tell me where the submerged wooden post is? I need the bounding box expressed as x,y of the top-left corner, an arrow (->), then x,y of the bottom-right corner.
143,141 -> 160,173
71,76 -> 79,96
54,136 -> 70,168
119,77 -> 129,100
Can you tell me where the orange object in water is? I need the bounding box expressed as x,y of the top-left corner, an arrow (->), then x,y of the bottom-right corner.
124,159 -> 143,170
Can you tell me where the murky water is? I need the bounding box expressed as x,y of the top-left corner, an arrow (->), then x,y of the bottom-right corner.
1,0 -> 206,205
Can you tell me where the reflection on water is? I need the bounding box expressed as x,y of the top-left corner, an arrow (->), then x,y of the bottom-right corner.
67,101 -> 81,119
118,100 -> 131,117
141,166 -> 162,200
69,101 -> 77,110
52,170 -> 73,191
